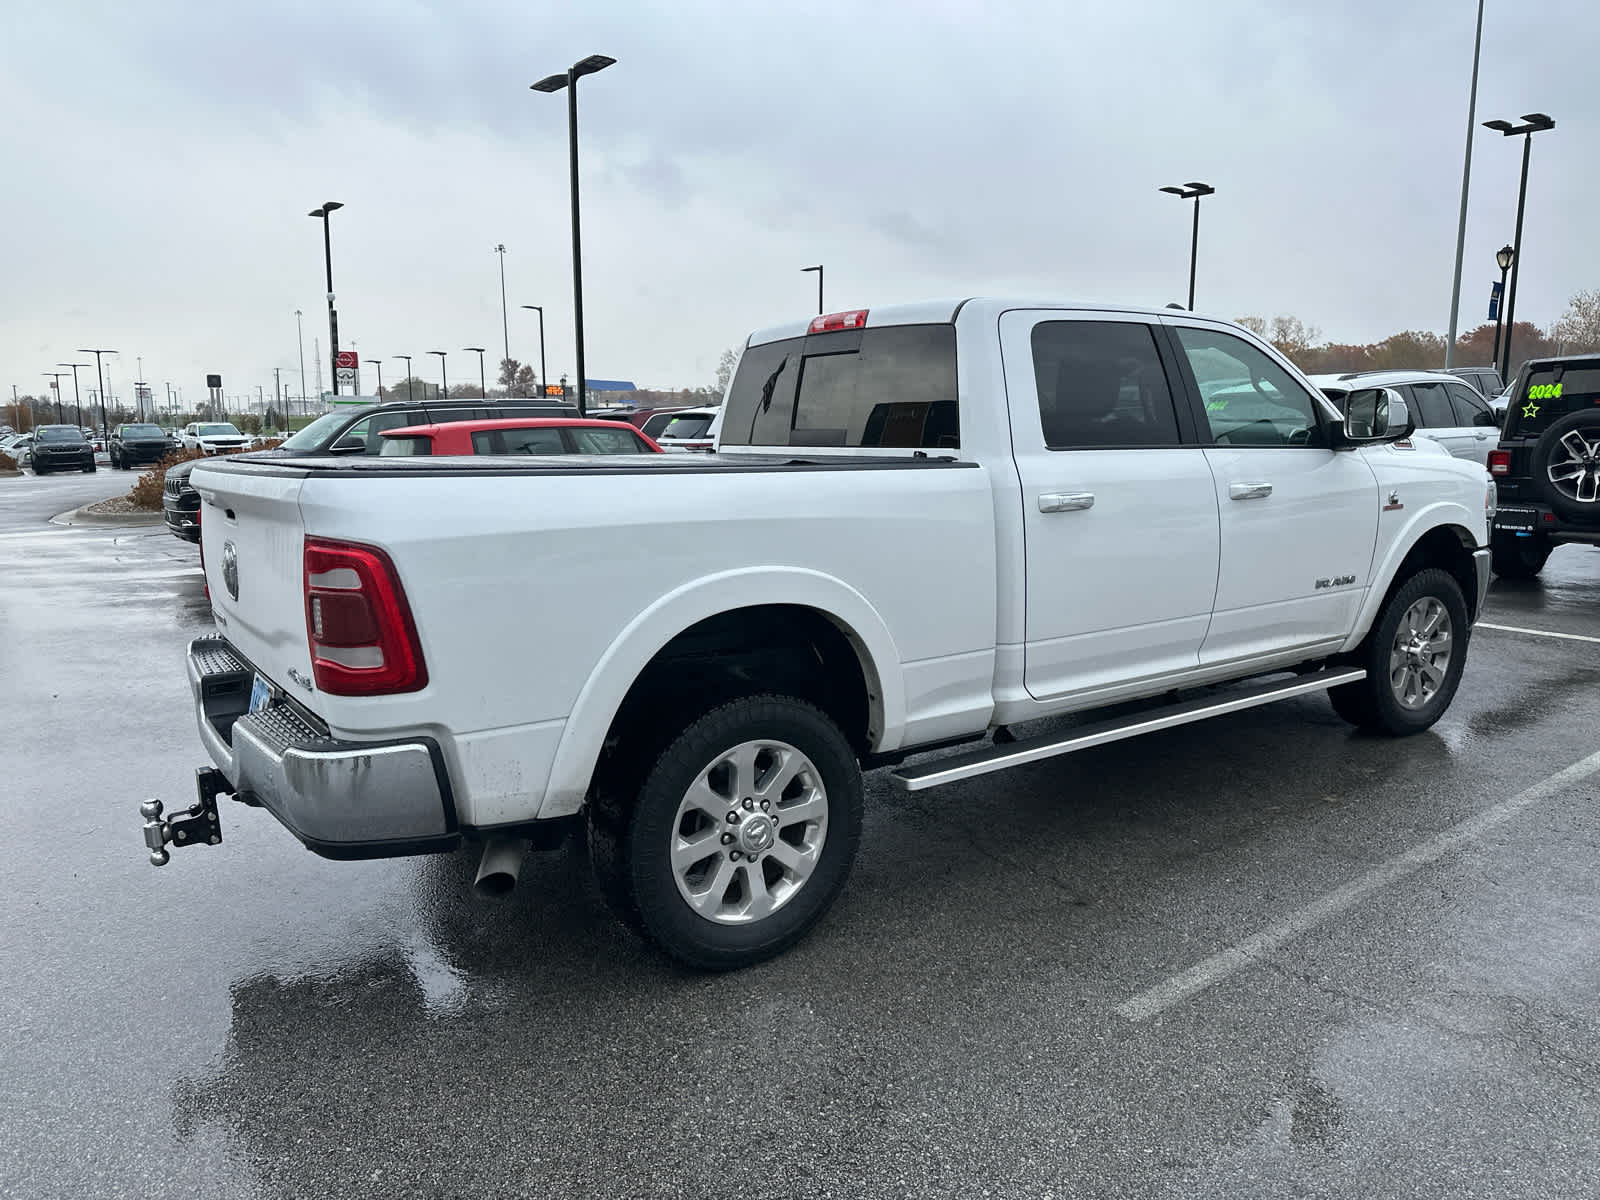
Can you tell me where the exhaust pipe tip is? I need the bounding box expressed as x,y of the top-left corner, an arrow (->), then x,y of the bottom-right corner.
473,835 -> 532,900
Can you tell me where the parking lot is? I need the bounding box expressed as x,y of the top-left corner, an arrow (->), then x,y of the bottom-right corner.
3,468 -> 1598,1199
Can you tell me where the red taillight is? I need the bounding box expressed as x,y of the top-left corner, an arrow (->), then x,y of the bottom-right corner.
303,537 -> 427,696
1488,449 -> 1511,476
808,308 -> 869,334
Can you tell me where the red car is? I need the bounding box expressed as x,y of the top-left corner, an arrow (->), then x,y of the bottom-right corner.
379,418 -> 662,457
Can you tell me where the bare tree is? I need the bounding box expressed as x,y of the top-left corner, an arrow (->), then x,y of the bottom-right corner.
714,347 -> 738,397
1551,290 -> 1600,354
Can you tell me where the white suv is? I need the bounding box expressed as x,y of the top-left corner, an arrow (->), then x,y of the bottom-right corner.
1308,370 -> 1498,468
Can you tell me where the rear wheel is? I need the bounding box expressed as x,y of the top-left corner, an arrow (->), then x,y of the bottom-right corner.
588,694 -> 863,970
1490,531 -> 1550,579
1329,567 -> 1469,736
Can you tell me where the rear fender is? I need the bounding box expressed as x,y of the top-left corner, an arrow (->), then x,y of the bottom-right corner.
537,567 -> 904,819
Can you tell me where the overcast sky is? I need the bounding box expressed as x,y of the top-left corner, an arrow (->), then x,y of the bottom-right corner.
3,0 -> 1596,410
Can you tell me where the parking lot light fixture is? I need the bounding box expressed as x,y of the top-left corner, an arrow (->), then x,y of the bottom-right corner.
77,349 -> 116,442
1483,113 -> 1556,380
1159,182 -> 1214,311
393,355 -> 414,404
59,363 -> 88,426
308,201 -> 345,393
1491,245 -> 1514,368
464,348 -> 488,399
428,350 -> 448,401
520,306 -> 548,395
365,359 -> 385,398
802,265 -> 824,315
531,53 -> 616,416
43,373 -> 68,423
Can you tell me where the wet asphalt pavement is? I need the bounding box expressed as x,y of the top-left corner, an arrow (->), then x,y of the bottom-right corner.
3,469 -> 1599,1199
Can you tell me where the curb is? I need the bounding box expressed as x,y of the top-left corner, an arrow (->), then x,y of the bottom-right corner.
51,503 -> 165,528
0,470 -> 21,479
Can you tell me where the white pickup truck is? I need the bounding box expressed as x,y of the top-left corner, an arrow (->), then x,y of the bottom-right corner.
143,299 -> 1495,970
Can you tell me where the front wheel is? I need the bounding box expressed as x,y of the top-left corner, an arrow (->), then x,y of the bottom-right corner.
1490,532 -> 1549,579
589,694 -> 863,970
1329,567 -> 1469,735
82,462 -> 96,473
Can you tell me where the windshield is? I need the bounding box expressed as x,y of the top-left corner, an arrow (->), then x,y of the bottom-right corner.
37,427 -> 85,442
281,408 -> 372,451
660,415 -> 714,440
197,424 -> 241,437
122,424 -> 164,438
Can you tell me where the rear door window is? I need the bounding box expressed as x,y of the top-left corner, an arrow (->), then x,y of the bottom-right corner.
566,426 -> 650,454
1030,321 -> 1181,448
720,324 -> 959,449
1407,381 -> 1456,429
475,427 -> 567,455
379,436 -> 433,457
1444,381 -> 1495,428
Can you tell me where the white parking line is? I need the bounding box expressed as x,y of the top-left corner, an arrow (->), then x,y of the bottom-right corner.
1116,748 -> 1600,1022
1478,622 -> 1600,646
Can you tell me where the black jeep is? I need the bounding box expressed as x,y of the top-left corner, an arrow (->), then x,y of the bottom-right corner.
1488,354 -> 1600,577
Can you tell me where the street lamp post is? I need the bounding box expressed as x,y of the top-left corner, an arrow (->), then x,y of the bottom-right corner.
1158,182 -> 1215,311
43,373 -> 68,423
428,350 -> 448,402
1484,113 -> 1555,382
60,363 -> 88,426
394,356 -> 414,405
520,305 -> 548,396
1490,244 -> 1514,369
366,359 -> 385,399
532,53 -> 617,417
78,348 -> 116,441
308,201 -> 345,393
802,265 -> 824,315
1444,0 -> 1487,368
494,245 -> 511,369
464,348 -> 488,399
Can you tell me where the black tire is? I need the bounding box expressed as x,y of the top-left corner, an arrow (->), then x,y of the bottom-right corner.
1329,567 -> 1469,736
1490,531 -> 1549,579
33,465 -> 48,476
588,693 -> 863,970
82,462 -> 96,473
1532,408 -> 1600,522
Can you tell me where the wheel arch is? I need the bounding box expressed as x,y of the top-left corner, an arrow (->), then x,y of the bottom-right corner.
537,569 -> 904,820
1346,512 -> 1482,652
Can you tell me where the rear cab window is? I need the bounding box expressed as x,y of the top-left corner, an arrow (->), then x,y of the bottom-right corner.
379,435 -> 433,457
720,324 -> 959,450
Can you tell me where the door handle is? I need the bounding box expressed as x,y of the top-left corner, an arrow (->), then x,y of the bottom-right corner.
1039,491 -> 1095,513
1228,482 -> 1273,501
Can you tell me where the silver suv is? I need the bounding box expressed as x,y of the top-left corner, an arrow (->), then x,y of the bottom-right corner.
1308,370 -> 1498,468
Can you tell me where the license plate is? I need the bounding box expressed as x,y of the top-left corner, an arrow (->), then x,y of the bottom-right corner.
1494,508 -> 1538,532
248,673 -> 273,714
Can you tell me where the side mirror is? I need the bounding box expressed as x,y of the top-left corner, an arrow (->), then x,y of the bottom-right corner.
1343,387 -> 1411,442
329,437 -> 366,455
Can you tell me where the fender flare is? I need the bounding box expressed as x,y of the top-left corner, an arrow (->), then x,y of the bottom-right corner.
1343,501 -> 1480,652
536,567 -> 906,819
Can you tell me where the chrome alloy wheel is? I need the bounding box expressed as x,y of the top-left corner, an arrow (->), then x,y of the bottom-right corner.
1389,597 -> 1452,710
1547,429 -> 1600,504
669,739 -> 828,925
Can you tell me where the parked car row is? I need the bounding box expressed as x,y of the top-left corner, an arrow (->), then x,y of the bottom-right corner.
1310,369 -> 1501,468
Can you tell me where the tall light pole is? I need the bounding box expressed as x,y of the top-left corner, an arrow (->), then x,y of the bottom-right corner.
78,348 -> 115,440
308,200 -> 345,393
520,305 -> 548,396
394,356 -> 414,405
366,359 -> 385,398
1490,244 -> 1514,370
1484,113 -> 1556,381
43,373 -> 68,423
494,244 -> 511,369
531,53 -> 616,417
1444,0 -> 1486,367
464,347 -> 488,399
295,309 -> 308,418
428,350 -> 448,402
802,265 -> 824,315
1159,182 -> 1214,311
60,363 -> 88,427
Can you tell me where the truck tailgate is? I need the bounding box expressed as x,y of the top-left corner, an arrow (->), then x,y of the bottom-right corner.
192,463 -> 315,705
